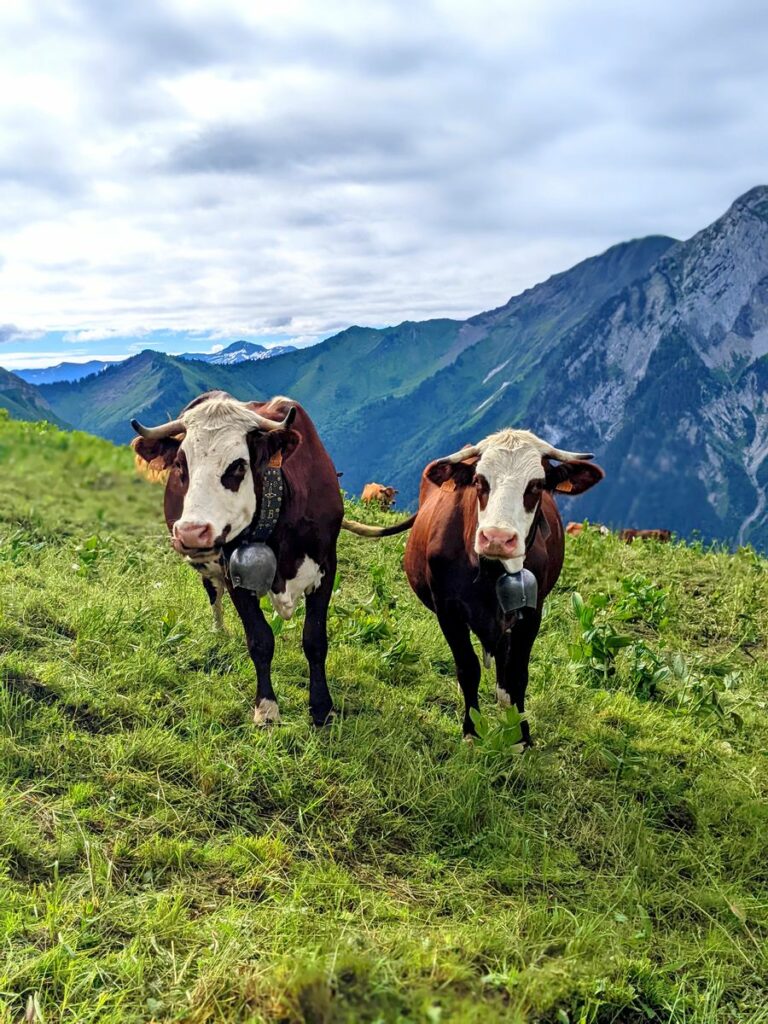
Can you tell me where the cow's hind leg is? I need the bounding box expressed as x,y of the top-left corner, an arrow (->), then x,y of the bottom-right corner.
230,588 -> 280,725
303,557 -> 335,727
437,605 -> 481,738
496,610 -> 541,747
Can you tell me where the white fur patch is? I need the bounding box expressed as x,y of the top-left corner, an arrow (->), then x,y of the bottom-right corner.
475,441 -> 546,559
268,557 -> 324,620
496,686 -> 512,707
253,699 -> 281,725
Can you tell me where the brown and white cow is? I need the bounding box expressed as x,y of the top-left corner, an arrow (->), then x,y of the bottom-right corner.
131,392 -> 343,726
361,482 -> 398,509
344,429 -> 604,741
619,528 -> 671,543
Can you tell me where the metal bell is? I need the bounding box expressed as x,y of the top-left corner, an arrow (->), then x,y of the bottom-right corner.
496,568 -> 538,616
227,542 -> 277,597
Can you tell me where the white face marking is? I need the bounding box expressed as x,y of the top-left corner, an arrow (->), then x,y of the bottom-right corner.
268,557 -> 324,620
474,443 -> 545,571
177,429 -> 254,543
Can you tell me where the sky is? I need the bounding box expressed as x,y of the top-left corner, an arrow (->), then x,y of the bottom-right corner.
1,0 -> 767,370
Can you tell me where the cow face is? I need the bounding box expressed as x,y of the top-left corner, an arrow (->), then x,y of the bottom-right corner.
427,429 -> 604,572
132,397 -> 299,554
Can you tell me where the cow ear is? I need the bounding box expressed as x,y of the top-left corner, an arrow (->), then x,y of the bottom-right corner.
259,428 -> 302,465
426,459 -> 477,488
131,435 -> 180,467
545,459 -> 604,495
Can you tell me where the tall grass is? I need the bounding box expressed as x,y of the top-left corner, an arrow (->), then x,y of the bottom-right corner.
1,412 -> 766,1023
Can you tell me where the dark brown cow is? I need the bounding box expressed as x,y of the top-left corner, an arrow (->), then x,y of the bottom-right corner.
619,529 -> 672,543
361,482 -> 398,509
344,429 -> 604,741
131,391 -> 342,726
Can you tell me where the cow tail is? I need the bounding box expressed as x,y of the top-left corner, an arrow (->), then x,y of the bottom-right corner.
341,514 -> 417,538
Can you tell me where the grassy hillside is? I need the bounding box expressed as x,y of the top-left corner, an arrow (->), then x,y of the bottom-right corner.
1,414 -> 767,1023
0,368 -> 69,429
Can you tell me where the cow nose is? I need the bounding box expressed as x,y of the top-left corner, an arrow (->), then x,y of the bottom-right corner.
174,521 -> 215,549
477,527 -> 519,556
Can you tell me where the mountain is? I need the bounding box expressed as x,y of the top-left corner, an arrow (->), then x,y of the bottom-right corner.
0,367 -> 69,427
15,359 -> 115,385
177,340 -> 297,365
32,186 -> 768,550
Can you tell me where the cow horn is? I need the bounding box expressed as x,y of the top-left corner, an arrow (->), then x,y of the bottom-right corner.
131,418 -> 186,440
433,443 -> 482,464
543,445 -> 594,462
243,404 -> 297,432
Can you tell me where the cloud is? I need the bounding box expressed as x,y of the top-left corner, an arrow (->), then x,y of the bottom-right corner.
0,0 -> 766,369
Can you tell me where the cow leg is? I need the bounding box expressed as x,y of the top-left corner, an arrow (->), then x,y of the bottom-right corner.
302,559 -> 335,727
201,577 -> 225,633
229,588 -> 280,725
496,611 -> 541,747
437,605 -> 481,738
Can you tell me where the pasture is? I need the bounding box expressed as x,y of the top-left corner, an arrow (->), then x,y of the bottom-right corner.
0,411 -> 766,1023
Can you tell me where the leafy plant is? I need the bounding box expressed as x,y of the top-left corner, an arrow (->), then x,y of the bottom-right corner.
73,533 -> 112,577
570,592 -> 633,683
624,642 -> 671,700
469,706 -> 527,753
615,573 -> 669,629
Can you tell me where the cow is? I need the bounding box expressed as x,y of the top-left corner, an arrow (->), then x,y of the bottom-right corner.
566,521 -> 610,537
619,528 -> 671,544
343,429 -> 604,742
130,391 -> 343,727
361,482 -> 399,510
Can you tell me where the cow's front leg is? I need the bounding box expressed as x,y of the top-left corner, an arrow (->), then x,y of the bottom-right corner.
302,559 -> 335,726
436,604 -> 481,738
495,610 -> 541,747
201,577 -> 225,633
230,588 -> 280,724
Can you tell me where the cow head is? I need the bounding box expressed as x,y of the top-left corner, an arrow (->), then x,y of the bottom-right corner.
427,429 -> 604,572
131,394 -> 299,555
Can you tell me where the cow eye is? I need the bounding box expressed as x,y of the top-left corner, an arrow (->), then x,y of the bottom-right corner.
474,474 -> 490,510
174,452 -> 188,484
523,479 -> 543,511
221,458 -> 247,492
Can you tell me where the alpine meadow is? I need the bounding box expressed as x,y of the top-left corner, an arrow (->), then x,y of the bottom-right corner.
1,411 -> 767,1024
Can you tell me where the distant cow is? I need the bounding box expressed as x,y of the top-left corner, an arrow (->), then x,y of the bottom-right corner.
619,529 -> 671,544
131,391 -> 342,726
361,482 -> 398,510
566,521 -> 610,537
344,429 -> 604,742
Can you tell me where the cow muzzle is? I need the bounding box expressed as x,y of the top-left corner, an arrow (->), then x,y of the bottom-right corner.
173,521 -> 217,552
477,527 -> 520,558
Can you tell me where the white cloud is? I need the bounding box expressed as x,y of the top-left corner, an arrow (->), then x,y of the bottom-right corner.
0,0 -> 765,358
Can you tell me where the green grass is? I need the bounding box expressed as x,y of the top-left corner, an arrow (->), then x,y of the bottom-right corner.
1,411 -> 767,1023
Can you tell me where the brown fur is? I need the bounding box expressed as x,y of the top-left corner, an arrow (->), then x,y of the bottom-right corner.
402,452 -> 603,739
132,394 -> 343,726
361,482 -> 398,509
619,528 -> 671,543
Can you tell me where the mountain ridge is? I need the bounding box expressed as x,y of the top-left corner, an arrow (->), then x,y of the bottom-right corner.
5,186 -> 768,549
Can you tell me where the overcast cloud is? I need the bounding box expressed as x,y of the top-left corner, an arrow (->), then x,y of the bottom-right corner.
1,0 -> 767,368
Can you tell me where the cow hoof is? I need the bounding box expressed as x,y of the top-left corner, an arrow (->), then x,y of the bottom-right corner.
463,733 -> 476,745
311,707 -> 336,728
253,699 -> 281,726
